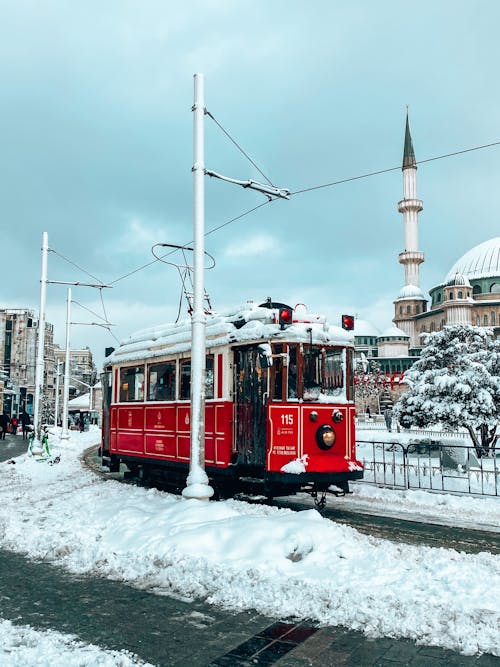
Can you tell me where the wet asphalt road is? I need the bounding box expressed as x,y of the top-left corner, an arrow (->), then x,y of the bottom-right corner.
0,435 -> 499,666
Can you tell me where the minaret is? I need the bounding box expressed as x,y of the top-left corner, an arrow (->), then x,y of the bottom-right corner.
393,111 -> 427,347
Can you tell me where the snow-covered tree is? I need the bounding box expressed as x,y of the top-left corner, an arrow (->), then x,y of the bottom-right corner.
394,325 -> 500,457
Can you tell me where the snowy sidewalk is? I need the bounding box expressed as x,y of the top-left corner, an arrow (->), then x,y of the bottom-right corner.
0,427 -> 498,663
0,547 -> 497,666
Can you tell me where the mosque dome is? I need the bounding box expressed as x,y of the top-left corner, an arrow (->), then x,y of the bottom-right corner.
396,284 -> 425,300
446,273 -> 471,287
353,319 -> 381,337
379,326 -> 409,339
445,237 -> 500,281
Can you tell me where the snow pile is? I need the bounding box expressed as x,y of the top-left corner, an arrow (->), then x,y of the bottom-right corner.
0,618 -> 151,666
0,428 -> 498,657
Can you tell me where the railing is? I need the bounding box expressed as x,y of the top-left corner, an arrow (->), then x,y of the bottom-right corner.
356,439 -> 499,497
356,418 -> 470,440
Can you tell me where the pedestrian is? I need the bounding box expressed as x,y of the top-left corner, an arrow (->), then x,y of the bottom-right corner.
366,406 -> 371,420
20,411 -> 31,440
78,415 -> 85,433
0,413 -> 9,440
11,415 -> 18,436
384,407 -> 393,432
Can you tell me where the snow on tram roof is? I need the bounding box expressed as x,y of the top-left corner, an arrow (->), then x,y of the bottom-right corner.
106,301 -> 353,366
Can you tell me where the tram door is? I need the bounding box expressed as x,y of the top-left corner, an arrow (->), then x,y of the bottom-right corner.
233,346 -> 268,466
100,369 -> 112,454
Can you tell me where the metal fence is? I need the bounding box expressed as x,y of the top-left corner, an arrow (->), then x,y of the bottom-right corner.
356,439 -> 499,497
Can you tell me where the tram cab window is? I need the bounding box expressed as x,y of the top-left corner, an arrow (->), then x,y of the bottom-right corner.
148,361 -> 176,401
119,366 -> 145,402
271,344 -> 284,400
179,359 -> 191,400
303,346 -> 344,401
303,347 -> 321,401
323,349 -> 344,394
288,345 -> 298,400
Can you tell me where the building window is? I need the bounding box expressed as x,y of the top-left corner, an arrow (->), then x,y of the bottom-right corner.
491,283 -> 500,294
416,305 -> 420,314
437,293 -> 442,303
449,291 -> 454,300
430,322 -> 435,332
458,291 -> 463,299
492,312 -> 496,326
476,315 -> 481,325
399,306 -> 402,315
484,314 -> 489,326
473,285 -> 482,295
406,305 -> 411,314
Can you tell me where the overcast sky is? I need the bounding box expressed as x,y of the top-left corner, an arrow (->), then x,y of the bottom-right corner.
1,1 -> 500,366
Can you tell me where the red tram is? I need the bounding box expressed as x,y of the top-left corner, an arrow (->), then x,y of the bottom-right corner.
101,300 -> 363,503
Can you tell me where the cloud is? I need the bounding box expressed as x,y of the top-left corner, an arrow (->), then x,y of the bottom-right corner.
112,216 -> 170,256
224,233 -> 282,260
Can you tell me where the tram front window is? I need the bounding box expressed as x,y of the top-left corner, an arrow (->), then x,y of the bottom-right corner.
303,346 -> 344,401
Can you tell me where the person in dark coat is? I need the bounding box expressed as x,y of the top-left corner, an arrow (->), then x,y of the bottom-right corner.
0,413 -> 10,440
20,411 -> 31,440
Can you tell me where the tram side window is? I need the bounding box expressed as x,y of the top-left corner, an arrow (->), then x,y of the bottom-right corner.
148,361 -> 176,401
180,359 -> 191,400
119,366 -> 145,402
206,355 -> 214,399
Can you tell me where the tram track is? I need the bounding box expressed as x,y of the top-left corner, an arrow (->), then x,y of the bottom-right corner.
83,446 -> 500,555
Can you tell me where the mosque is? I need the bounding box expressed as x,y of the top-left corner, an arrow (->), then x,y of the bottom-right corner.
354,114 -> 500,376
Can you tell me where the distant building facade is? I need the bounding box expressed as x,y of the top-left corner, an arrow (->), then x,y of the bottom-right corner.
0,308 -> 55,417
53,345 -> 96,400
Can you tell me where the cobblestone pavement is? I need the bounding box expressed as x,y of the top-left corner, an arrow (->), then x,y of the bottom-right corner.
0,436 -> 498,666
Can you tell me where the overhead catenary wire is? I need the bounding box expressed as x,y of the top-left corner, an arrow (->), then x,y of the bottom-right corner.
290,139 -> 500,195
108,137 -> 500,287
205,109 -> 274,186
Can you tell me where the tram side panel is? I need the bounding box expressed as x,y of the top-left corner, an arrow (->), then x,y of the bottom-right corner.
109,401 -> 234,468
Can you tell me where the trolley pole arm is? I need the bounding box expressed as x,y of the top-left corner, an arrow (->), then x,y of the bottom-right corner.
205,169 -> 290,200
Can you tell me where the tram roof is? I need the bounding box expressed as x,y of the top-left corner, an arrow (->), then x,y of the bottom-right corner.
105,302 -> 353,366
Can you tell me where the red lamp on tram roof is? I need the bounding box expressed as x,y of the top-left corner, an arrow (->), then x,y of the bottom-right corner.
278,306 -> 293,329
341,314 -> 355,331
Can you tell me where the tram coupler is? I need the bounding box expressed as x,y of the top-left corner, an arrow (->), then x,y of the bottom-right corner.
311,490 -> 327,510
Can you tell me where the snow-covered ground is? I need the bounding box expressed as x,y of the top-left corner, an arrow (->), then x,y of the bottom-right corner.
357,426 -> 500,498
0,427 -> 499,662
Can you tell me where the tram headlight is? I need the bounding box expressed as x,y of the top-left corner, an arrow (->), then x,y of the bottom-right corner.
332,409 -> 343,423
315,424 -> 336,450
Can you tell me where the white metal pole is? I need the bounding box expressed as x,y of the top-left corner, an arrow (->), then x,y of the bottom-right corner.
54,360 -> 61,428
60,288 -> 71,440
33,231 -> 48,447
183,73 -> 213,500
89,385 -> 93,421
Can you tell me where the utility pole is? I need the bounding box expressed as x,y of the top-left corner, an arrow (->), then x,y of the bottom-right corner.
32,231 -> 48,450
182,73 -> 214,501
54,359 -> 62,428
60,288 -> 71,440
